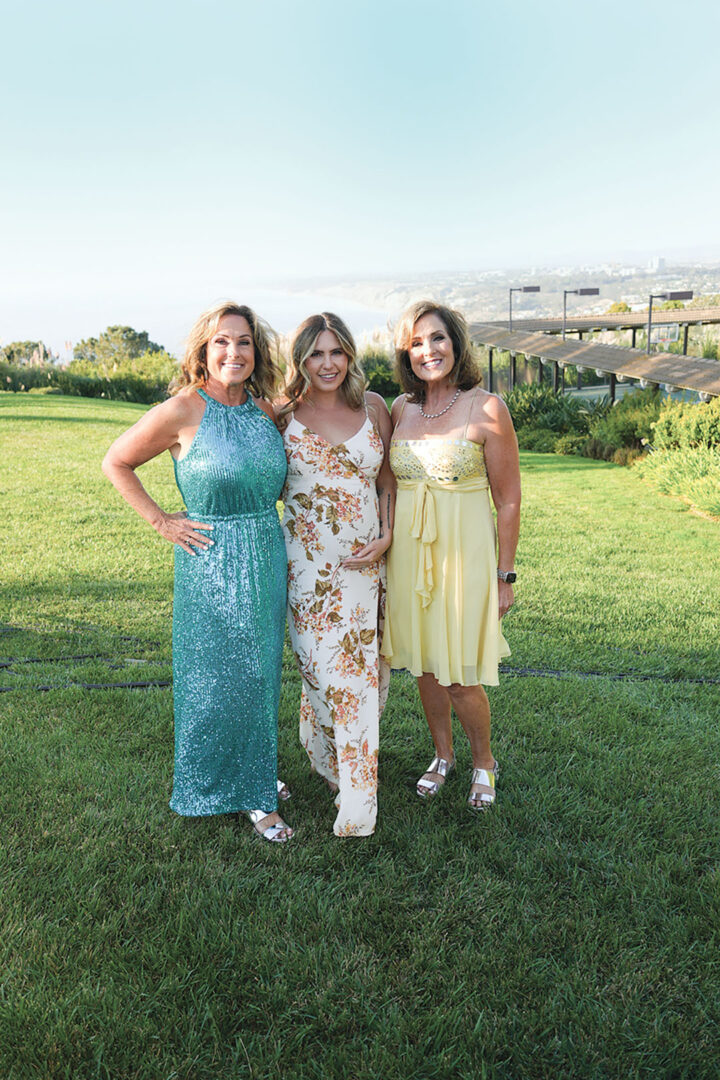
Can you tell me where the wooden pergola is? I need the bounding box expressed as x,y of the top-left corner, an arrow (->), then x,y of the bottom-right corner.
481,307 -> 720,353
469,324 -> 720,400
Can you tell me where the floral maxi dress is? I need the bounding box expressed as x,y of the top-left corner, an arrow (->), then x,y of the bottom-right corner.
281,413 -> 390,836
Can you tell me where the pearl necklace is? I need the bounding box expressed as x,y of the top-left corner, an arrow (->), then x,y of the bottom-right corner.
419,387 -> 462,420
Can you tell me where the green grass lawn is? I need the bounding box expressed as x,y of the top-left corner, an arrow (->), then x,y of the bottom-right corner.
2,392 -> 720,1080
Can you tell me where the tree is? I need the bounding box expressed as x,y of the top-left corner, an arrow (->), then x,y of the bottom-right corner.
73,326 -> 164,370
659,300 -> 685,310
359,347 -> 399,398
0,341 -> 52,366
606,301 -> 631,313
69,343 -> 178,383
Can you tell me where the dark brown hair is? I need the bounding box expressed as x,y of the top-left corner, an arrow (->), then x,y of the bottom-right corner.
393,300 -> 481,403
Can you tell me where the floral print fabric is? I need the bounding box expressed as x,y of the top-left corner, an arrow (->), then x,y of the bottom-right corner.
282,413 -> 389,836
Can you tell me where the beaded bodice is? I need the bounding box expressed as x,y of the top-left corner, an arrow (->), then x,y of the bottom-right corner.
389,437 -> 488,487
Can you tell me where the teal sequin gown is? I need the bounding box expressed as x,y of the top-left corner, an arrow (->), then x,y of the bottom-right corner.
169,389 -> 288,816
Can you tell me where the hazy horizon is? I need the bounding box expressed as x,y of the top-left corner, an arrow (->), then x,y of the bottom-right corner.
7,251 -> 720,362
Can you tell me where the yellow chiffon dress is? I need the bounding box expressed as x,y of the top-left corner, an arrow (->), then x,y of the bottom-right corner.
381,398 -> 510,687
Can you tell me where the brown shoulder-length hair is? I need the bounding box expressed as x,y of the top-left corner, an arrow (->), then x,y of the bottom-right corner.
393,300 -> 481,403
170,300 -> 281,400
277,312 -> 367,426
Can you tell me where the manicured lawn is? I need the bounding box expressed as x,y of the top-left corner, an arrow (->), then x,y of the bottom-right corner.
2,392 -> 719,1079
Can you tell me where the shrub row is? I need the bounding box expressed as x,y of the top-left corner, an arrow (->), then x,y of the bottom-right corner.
2,350 -> 403,406
635,447 -> 720,517
652,394 -> 720,450
506,382 -> 720,505
632,395 -> 720,517
0,362 -> 170,404
504,384 -> 662,463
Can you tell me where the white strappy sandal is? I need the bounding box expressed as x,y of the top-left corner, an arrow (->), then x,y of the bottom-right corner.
277,779 -> 291,801
416,755 -> 455,798
468,760 -> 499,811
246,809 -> 293,842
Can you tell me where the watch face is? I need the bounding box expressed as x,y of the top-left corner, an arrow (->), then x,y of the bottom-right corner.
500,572 -> 517,583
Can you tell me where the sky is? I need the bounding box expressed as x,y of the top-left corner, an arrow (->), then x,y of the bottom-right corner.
2,0 -> 719,354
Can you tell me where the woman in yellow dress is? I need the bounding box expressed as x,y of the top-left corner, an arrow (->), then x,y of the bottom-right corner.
381,301 -> 520,810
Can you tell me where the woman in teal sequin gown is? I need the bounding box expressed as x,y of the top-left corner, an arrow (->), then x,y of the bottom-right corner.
103,302 -> 292,841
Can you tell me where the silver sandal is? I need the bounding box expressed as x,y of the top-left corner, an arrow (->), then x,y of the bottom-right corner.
277,779 -> 291,801
468,761 -> 498,811
246,809 -> 293,842
416,755 -> 455,798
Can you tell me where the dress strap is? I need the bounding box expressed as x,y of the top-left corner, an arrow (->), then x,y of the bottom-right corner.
392,394 -> 409,436
362,395 -> 374,437
462,386 -> 482,440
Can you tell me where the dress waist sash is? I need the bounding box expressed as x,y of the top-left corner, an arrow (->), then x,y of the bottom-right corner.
184,506 -> 279,523
396,476 -> 490,609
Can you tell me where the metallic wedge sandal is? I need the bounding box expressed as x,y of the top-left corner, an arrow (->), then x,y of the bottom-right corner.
246,809 -> 293,842
467,763 -> 498,811
416,755 -> 455,798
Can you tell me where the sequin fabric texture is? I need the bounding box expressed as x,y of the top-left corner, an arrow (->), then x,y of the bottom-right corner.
281,414 -> 389,837
170,389 -> 288,816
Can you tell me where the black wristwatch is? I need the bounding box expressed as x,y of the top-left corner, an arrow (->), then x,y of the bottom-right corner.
497,570 -> 517,584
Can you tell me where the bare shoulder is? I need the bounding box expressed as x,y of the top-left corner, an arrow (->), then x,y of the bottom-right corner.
254,396 -> 278,422
162,388 -> 203,421
478,388 -> 511,418
366,391 -> 392,446
135,389 -> 200,433
467,387 -> 512,426
104,387 -> 203,466
465,388 -> 516,448
390,393 -> 408,423
366,390 -> 391,418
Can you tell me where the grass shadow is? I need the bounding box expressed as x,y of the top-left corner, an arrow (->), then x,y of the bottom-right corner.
0,412 -> 132,424
519,451 -> 613,473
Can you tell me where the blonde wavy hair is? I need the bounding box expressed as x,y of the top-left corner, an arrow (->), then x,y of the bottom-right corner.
170,300 -> 281,400
393,300 -> 481,403
278,312 -> 367,425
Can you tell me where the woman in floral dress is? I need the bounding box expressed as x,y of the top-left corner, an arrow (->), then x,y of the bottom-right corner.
277,313 -> 395,836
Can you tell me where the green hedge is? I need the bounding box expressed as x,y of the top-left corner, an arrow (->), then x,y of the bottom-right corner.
0,362 -> 170,404
651,395 -> 720,450
504,384 -> 598,435
503,384 -> 668,464
633,396 -> 720,517
583,387 -> 662,457
636,447 -> 720,517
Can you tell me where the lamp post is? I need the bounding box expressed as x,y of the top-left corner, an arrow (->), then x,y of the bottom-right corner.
508,285 -> 540,331
646,291 -> 693,354
562,287 -> 600,341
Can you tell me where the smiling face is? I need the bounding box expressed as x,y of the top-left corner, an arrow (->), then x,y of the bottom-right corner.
408,312 -> 456,386
304,328 -> 349,394
205,314 -> 255,389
